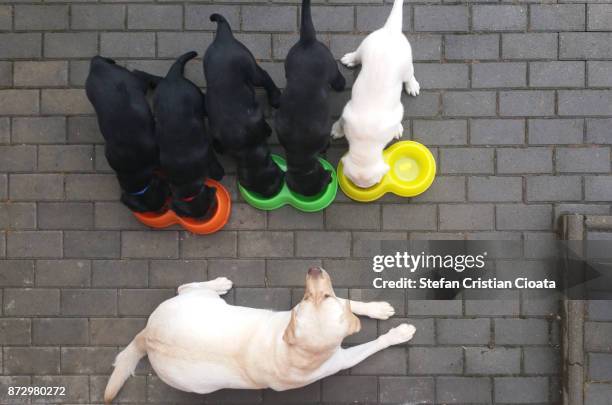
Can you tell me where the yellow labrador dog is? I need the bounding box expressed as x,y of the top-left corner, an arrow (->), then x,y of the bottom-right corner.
104,267 -> 415,403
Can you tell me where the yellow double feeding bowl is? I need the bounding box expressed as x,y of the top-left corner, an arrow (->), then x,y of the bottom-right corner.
337,140 -> 436,202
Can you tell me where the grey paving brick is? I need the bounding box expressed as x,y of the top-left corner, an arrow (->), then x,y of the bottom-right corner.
185,4 -> 240,31
0,117 -> 8,144
589,61 -> 612,88
472,62 -> 526,89
466,347 -> 521,374
408,34 -> 442,61
4,347 -> 59,374
589,301 -> 612,321
414,6 -> 469,32
71,4 -> 125,30
500,90 -> 555,117
408,300 -> 463,316
379,377 -> 434,404
238,231 -> 293,258
0,174 -> 6,201
382,204 -> 437,230
65,230 -> 120,259
181,231 -> 237,258
14,5 -> 68,31
13,61 -> 68,87
557,147 -> 610,173
65,174 -> 119,201
413,119 -> 467,146
586,176 -> 612,201
588,5 -> 612,31
531,5 -> 585,31
0,89 -> 39,115
443,91 -> 496,117
12,117 -> 66,144
149,260 -> 207,288
94,201 -> 147,230
92,260 -> 147,288
295,231 -> 351,258
440,147 -> 494,174
322,376 -> 378,403
62,289 -> 116,316
44,33 -> 97,58
402,91 -> 441,117
413,176 -> 466,202
356,5 -> 411,32
414,63 -> 469,90
468,176 -> 522,202
242,6 -> 297,32
157,32 -> 213,58
559,90 -> 612,116
586,383 -> 612,405
310,6 -> 354,32
471,119 -> 525,145
586,119 -> 612,144
437,318 -> 491,344
118,289 -> 174,316
530,61 -> 585,88
32,375 -> 89,403
440,203 -> 494,230
128,5 -> 182,30
524,347 -> 560,374
502,33 -> 558,60
39,202 -> 94,230
560,33 -> 612,60
436,377 -> 491,403
38,145 -> 93,172
7,231 -> 62,258
0,202 -> 36,230
497,147 -> 553,174
527,175 -> 582,201
208,259 -> 265,287
0,260 -> 34,286
495,318 -> 549,344
351,347 -> 406,375
382,318 -> 435,346
473,5 -> 527,31
235,287 -> 291,311
267,206 -> 323,230
497,204 -> 553,230
122,231 -> 178,259
0,5 -> 10,31
68,116 -> 103,144
585,321 -> 612,352
100,33 -> 156,58
495,377 -> 549,403
90,317 -> 146,345
36,259 -> 90,287
32,318 -> 88,345
590,353 -> 612,381
267,259 -> 323,287
445,34 -> 499,60
3,288 -> 59,316
326,204 -> 380,230
0,145 -> 36,172
529,119 -> 584,145
0,33 -> 41,59
61,347 -> 117,374
0,318 -> 31,345
41,89 -> 93,115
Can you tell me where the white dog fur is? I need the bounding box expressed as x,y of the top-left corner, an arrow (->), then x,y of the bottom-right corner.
103,268 -> 415,403
332,0 -> 419,188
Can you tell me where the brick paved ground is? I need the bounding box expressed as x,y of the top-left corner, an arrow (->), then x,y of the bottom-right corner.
1,0 -> 611,403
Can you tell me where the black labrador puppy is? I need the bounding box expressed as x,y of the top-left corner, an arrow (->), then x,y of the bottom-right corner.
204,14 -> 284,198
151,51 -> 224,219
274,0 -> 346,196
85,56 -> 169,213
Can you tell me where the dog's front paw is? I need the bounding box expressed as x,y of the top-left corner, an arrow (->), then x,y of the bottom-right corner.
383,324 -> 416,346
367,301 -> 395,320
331,120 -> 345,140
341,52 -> 357,68
208,277 -> 233,295
405,77 -> 420,97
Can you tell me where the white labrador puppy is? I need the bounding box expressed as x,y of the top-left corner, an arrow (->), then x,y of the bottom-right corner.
104,267 -> 415,403
332,0 -> 419,188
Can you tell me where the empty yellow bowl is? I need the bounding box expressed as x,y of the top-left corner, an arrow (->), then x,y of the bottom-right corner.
337,140 -> 436,202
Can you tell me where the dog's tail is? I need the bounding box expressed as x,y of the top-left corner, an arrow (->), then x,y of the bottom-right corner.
210,14 -> 235,41
103,331 -> 147,404
383,0 -> 404,32
299,0 -> 316,44
167,51 -> 198,79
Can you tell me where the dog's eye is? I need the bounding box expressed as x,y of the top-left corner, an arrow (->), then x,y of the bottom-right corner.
323,294 -> 331,299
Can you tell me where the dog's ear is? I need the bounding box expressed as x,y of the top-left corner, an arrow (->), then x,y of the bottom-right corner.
283,308 -> 298,345
344,300 -> 361,336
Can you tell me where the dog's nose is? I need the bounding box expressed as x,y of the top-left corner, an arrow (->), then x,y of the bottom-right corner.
308,267 -> 322,277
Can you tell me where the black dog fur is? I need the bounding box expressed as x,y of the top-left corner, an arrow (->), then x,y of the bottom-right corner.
85,56 -> 169,213
274,0 -> 346,196
150,51 -> 225,219
204,14 -> 284,198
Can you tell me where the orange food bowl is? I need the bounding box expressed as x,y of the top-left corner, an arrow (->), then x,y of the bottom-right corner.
133,179 -> 231,234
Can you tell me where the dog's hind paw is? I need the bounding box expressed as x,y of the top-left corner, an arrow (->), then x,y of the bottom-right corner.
383,324 -> 416,346
366,301 -> 395,320
405,77 -> 420,97
341,52 -> 358,68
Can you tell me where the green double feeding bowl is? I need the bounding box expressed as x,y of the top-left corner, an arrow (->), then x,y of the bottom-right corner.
239,154 -> 338,212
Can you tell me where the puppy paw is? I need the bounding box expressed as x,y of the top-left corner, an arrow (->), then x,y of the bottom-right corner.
208,277 -> 233,295
395,123 -> 404,140
366,301 -> 395,320
331,121 -> 345,139
405,77 -> 420,97
383,324 -> 416,346
341,52 -> 357,68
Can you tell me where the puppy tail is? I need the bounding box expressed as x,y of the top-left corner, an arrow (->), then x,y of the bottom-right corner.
383,0 -> 404,32
167,51 -> 198,79
210,14 -> 235,41
299,0 -> 316,44
103,331 -> 147,404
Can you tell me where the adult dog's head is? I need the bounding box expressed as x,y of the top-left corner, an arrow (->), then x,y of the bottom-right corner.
283,267 -> 361,351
